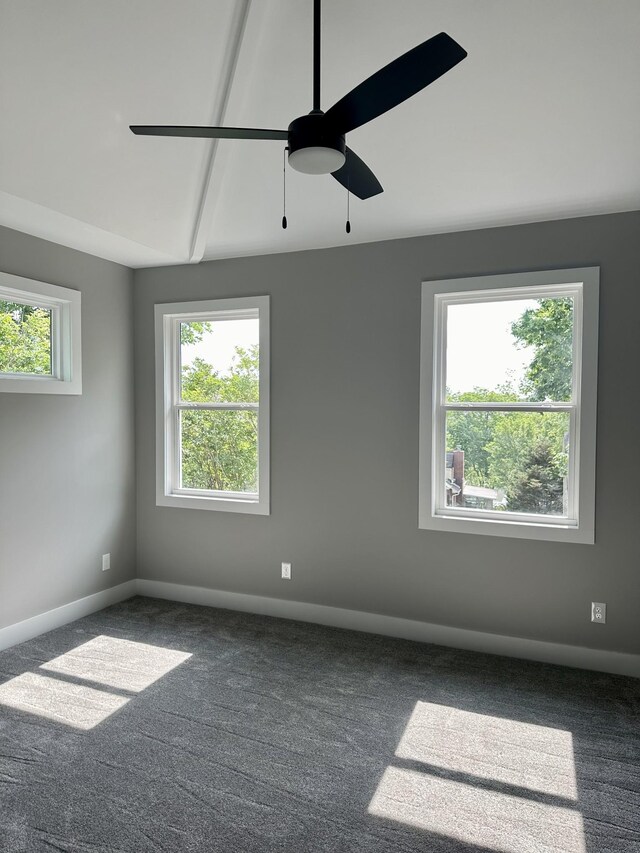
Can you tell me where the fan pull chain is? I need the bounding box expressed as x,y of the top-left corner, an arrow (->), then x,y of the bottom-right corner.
282,147 -> 288,229
346,175 -> 351,234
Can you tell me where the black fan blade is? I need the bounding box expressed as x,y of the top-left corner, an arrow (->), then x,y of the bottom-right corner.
130,125 -> 288,140
324,32 -> 466,135
331,147 -> 383,200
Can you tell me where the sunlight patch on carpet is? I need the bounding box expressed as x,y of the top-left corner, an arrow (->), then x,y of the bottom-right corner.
40,635 -> 192,692
0,636 -> 192,729
369,701 -> 585,852
369,766 -> 586,853
0,671 -> 129,729
395,701 -> 577,799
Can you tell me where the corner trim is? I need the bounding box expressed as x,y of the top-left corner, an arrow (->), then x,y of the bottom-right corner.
136,579 -> 640,679
0,581 -> 137,652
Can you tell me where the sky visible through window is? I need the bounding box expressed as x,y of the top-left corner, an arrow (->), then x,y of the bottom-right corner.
181,318 -> 258,376
446,299 -> 536,394
180,304 -> 533,395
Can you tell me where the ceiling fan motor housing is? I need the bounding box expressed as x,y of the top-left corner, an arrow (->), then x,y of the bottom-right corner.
287,112 -> 346,174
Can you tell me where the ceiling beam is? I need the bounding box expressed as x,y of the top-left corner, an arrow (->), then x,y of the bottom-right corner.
0,190 -> 186,269
188,0 -> 257,263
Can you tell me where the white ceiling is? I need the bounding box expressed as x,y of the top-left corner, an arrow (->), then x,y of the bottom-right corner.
1,0 -> 639,268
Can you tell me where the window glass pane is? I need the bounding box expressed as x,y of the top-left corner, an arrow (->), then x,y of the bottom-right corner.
446,297 -> 574,403
445,411 -> 570,516
180,318 -> 259,403
0,300 -> 52,375
180,410 -> 258,493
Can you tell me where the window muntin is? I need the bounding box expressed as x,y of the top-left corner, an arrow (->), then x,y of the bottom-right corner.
156,297 -> 269,515
0,273 -> 81,395
419,269 -> 599,543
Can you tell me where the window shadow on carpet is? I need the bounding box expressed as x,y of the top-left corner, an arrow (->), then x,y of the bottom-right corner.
0,634 -> 191,728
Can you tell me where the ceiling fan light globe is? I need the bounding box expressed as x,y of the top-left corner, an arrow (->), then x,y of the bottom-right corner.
288,146 -> 346,175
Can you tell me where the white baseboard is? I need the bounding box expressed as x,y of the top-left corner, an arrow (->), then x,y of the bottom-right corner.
2,577 -> 638,679
0,580 -> 137,653
136,579 -> 640,679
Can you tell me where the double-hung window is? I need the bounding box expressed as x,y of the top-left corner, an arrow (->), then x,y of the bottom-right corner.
0,271 -> 82,395
419,268 -> 599,543
156,296 -> 269,514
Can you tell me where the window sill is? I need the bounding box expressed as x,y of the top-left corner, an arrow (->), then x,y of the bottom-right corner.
0,375 -> 82,395
420,512 -> 593,544
157,492 -> 270,515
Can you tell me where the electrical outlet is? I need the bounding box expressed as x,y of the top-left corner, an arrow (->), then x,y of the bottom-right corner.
281,562 -> 292,580
102,553 -> 111,572
591,602 -> 606,623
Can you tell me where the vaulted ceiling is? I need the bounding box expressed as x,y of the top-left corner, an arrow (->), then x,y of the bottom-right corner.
1,0 -> 639,268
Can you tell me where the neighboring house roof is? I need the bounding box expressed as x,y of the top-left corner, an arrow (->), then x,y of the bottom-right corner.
463,484 -> 499,500
445,478 -> 461,496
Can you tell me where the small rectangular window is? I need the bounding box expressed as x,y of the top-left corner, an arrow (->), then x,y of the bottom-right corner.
0,272 -> 82,395
156,297 -> 269,514
419,268 -> 599,543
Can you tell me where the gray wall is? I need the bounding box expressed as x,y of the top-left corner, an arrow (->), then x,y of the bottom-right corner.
0,226 -> 136,628
134,211 -> 640,656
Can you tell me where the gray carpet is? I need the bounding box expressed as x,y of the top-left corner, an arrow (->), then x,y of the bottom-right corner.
1,597 -> 639,853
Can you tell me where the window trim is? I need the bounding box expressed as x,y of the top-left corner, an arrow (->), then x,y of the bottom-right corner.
155,296 -> 270,515
418,267 -> 599,544
0,271 -> 82,395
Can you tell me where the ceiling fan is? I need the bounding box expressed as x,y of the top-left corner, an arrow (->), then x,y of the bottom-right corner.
130,0 -> 467,201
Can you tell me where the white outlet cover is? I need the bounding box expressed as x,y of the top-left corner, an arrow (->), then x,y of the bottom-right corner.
591,602 -> 606,623
102,553 -> 111,572
281,562 -> 291,579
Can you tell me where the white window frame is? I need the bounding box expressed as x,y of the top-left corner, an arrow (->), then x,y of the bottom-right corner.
155,296 -> 270,515
0,271 -> 82,395
419,267 -> 599,544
